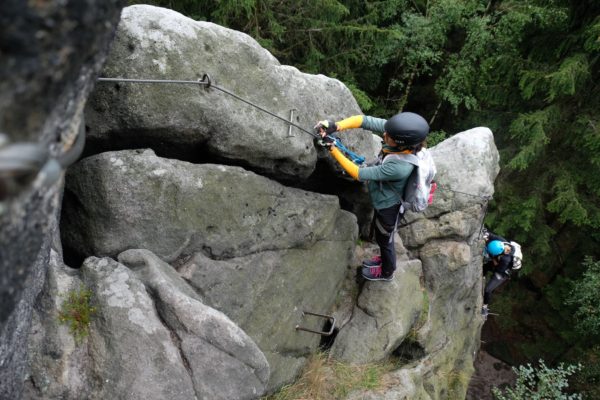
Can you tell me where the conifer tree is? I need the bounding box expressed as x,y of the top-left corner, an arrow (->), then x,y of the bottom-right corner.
129,0 -> 600,395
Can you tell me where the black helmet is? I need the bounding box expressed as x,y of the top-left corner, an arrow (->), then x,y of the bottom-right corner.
384,112 -> 430,146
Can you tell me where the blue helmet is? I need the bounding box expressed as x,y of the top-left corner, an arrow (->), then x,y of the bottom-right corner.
487,240 -> 504,257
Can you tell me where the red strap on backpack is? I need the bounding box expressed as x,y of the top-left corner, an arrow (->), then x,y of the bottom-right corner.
428,181 -> 437,205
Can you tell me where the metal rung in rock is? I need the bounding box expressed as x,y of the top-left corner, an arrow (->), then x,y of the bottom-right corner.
295,311 -> 335,336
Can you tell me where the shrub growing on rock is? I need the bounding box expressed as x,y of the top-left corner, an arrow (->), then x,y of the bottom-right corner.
58,286 -> 96,344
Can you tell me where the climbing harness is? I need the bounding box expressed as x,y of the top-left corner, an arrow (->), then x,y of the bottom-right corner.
0,120 -> 85,202
97,74 -> 364,166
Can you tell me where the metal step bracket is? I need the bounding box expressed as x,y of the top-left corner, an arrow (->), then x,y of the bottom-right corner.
295,311 -> 335,336
287,108 -> 297,137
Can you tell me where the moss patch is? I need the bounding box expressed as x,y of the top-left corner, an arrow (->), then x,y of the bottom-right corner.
58,286 -> 97,344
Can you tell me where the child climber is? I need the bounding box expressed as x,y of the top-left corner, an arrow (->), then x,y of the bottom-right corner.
315,112 -> 430,281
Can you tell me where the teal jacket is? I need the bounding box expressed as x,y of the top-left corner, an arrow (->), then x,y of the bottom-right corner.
358,116 -> 414,210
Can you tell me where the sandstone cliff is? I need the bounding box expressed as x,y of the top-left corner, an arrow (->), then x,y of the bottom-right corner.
2,5 -> 499,400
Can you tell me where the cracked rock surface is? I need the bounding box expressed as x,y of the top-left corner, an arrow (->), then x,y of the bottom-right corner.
25,250 -> 269,400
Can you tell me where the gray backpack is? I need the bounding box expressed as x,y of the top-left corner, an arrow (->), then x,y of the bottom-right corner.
383,148 -> 437,212
507,241 -> 523,270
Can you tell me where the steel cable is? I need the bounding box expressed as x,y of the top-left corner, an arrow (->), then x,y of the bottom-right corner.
97,75 -> 320,138
97,75 -> 494,202
0,121 -> 86,201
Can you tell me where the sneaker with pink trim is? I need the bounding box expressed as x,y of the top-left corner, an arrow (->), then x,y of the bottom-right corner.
361,264 -> 394,281
362,256 -> 382,268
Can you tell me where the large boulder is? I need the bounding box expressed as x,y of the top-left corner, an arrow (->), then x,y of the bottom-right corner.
0,1 -> 124,398
24,252 -> 197,400
60,148 -> 358,390
118,249 -> 270,399
329,258 -> 424,363
73,256 -> 196,400
401,127 -> 498,399
176,239 -> 356,391
85,5 -> 378,181
25,249 -> 269,400
61,148 -> 356,262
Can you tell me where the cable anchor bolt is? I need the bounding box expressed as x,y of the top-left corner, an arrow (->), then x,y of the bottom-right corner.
198,73 -> 212,91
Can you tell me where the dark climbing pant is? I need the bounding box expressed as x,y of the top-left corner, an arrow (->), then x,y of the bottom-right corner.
483,270 -> 509,305
374,204 -> 402,277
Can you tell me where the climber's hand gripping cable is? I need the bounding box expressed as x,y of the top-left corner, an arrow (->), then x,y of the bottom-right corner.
315,125 -> 361,181
314,120 -> 338,135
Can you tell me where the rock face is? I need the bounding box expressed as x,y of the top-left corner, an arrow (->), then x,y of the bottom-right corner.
25,249 -> 270,400
60,147 -> 358,391
80,256 -> 197,400
85,5 -> 378,182
399,128 -> 497,400
61,148 -> 356,263
331,127 -> 498,400
176,242 -> 356,390
24,248 -> 96,400
10,4 -> 502,400
330,258 -> 424,363
118,249 -> 270,400
0,1 -> 124,399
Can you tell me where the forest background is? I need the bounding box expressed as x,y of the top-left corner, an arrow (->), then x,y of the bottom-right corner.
129,0 -> 600,396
